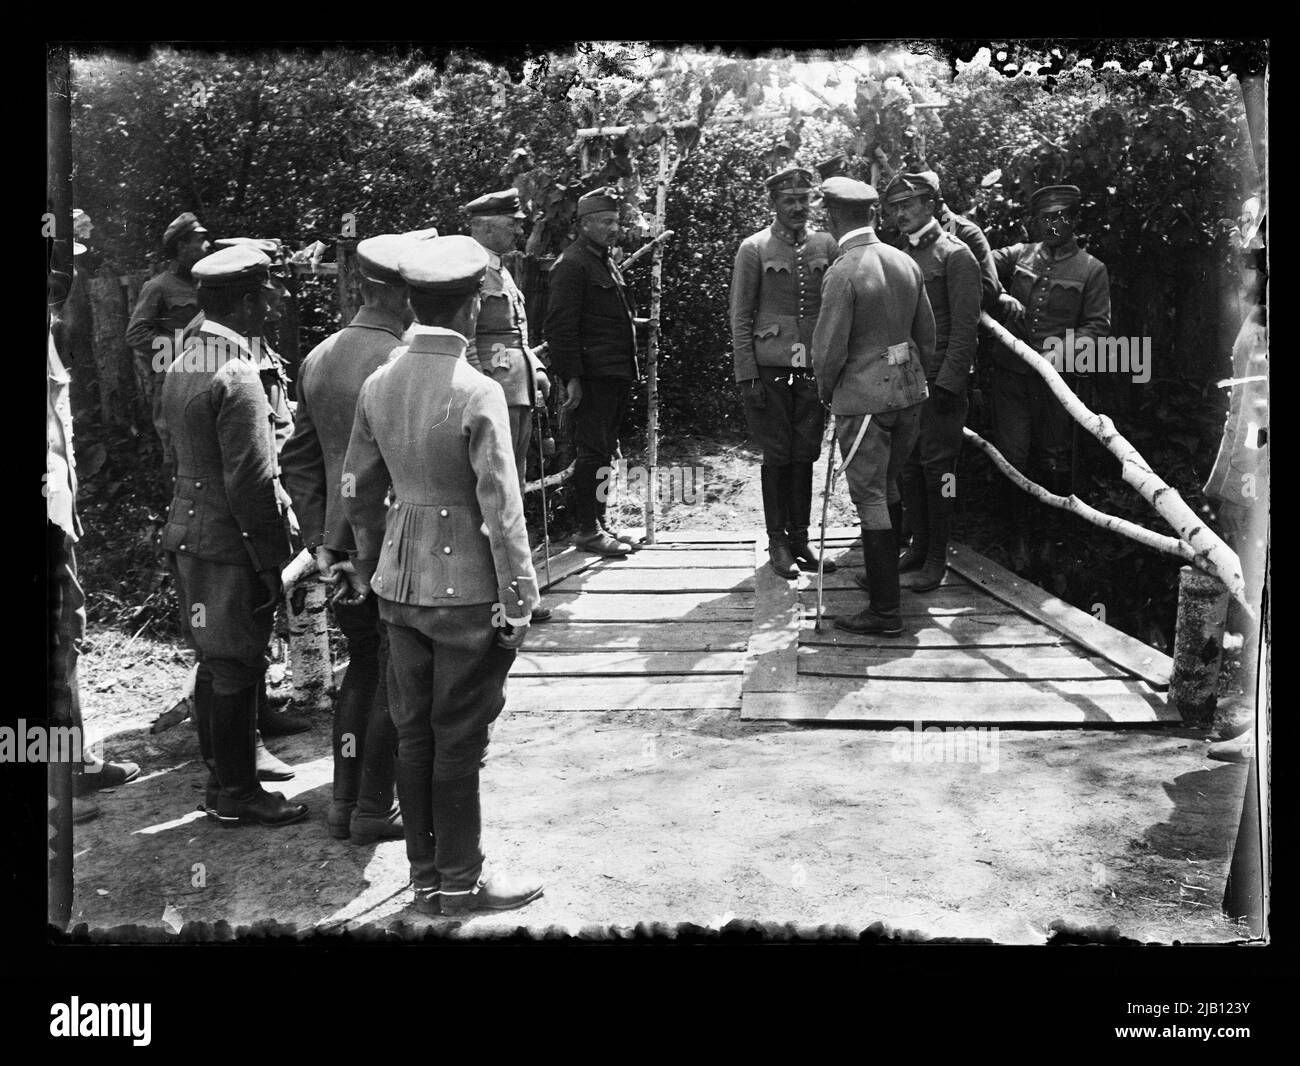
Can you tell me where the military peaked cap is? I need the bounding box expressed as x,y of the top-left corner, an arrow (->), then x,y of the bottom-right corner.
192,245 -> 277,291
883,172 -> 940,204
577,187 -> 621,217
765,166 -> 816,194
163,212 -> 208,247
398,234 -> 489,295
820,176 -> 879,206
356,234 -> 412,285
464,189 -> 527,218
1029,185 -> 1082,213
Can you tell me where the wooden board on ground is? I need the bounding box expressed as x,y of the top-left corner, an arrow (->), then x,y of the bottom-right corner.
799,617 -> 1067,649
513,650 -> 744,677
510,675 -> 741,711
524,622 -> 750,652
532,544 -> 602,592
742,678 -> 1177,725
604,549 -> 755,569
551,567 -> 754,594
946,543 -> 1173,689
798,645 -> 1128,681
744,538 -> 800,694
544,591 -> 754,622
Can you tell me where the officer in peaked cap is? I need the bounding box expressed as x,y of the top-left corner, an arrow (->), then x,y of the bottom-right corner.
160,242 -> 307,829
281,232 -> 417,844
894,169 -> 1004,311
812,175 -> 936,636
990,182 -> 1110,542
884,172 -> 982,595
731,165 -> 840,579
185,244 -> 309,744
464,189 -> 553,620
126,211 -> 213,441
343,233 -> 543,917
544,185 -> 644,557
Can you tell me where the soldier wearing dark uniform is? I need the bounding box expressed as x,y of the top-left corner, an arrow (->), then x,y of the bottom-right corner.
159,246 -> 307,828
991,185 -> 1111,498
126,212 -> 211,442
171,235 -> 309,745
544,187 -> 641,557
465,189 -> 553,620
811,178 -> 935,636
343,235 -> 543,916
281,234 -> 416,844
884,172 -> 982,593
730,166 -> 840,578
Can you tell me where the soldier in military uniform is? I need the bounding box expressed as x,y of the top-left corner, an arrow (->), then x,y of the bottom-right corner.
159,246 -> 307,828
126,212 -> 211,441
544,187 -> 641,557
883,173 -> 982,593
731,166 -> 840,579
464,188 -> 553,620
343,235 -> 543,916
281,234 -> 416,844
811,178 -> 935,636
991,184 -> 1111,500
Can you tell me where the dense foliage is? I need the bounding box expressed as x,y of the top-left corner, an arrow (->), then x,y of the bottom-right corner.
67,41 -> 1265,646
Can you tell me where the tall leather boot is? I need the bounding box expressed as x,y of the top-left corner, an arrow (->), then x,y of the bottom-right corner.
210,683 -> 308,828
192,666 -> 218,815
434,771 -> 542,916
349,700 -> 402,845
897,463 -> 928,571
327,654 -> 373,839
395,753 -> 439,912
761,465 -> 798,579
836,530 -> 903,636
787,462 -> 837,574
904,468 -> 953,592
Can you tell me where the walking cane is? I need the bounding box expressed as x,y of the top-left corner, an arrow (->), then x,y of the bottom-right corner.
532,405 -> 553,589
815,415 -> 837,632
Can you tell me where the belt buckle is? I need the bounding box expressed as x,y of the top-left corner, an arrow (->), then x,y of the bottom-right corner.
886,342 -> 911,367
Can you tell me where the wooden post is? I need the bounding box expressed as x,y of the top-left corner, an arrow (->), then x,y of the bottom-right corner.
644,137 -> 670,545
87,262 -> 131,426
336,236 -> 362,325
284,558 -> 333,713
1170,566 -> 1230,727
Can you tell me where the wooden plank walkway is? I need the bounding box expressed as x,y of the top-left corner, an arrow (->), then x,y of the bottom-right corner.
508,528 -> 1177,727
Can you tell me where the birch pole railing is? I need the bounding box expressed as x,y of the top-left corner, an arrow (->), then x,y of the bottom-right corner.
979,312 -> 1250,616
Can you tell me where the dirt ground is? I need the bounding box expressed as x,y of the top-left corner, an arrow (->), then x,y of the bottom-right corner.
68,438 -> 1259,942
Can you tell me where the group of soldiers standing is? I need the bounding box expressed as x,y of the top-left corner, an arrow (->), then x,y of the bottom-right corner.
731,165 -> 1110,634
54,156 -> 1108,919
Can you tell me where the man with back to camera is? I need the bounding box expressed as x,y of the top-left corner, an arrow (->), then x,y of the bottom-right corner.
811,177 -> 936,637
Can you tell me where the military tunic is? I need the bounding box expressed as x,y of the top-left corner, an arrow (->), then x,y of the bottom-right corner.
466,250 -> 547,487
126,265 -> 201,441
811,227 -> 935,530
730,223 -> 838,466
159,320 -> 293,694
343,326 -> 538,795
990,238 -> 1110,475
898,220 -> 981,473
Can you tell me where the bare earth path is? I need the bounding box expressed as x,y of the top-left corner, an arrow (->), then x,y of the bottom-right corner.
70,437 -> 1253,942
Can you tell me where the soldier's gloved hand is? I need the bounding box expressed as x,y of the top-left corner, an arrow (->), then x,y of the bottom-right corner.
743,378 -> 767,410
254,568 -> 283,614
997,293 -> 1026,328
931,385 -> 963,415
536,370 -> 551,402
496,617 -> 531,650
